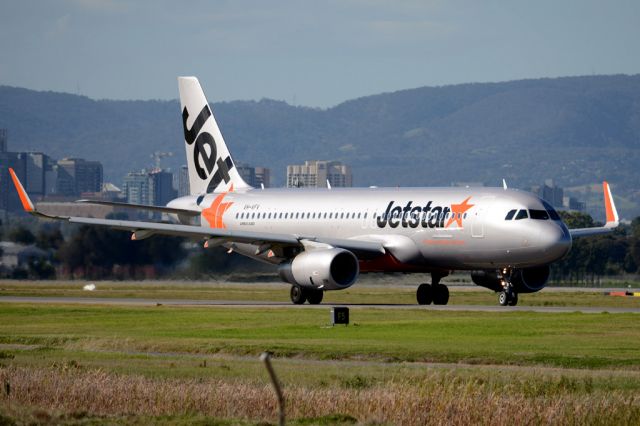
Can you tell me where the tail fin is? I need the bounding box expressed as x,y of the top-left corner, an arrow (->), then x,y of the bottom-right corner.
178,76 -> 251,194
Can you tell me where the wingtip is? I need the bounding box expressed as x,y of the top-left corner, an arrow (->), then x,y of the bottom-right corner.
603,181 -> 619,227
8,167 -> 35,212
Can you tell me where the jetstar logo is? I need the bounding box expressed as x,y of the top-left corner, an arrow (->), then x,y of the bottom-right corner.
202,185 -> 234,229
182,104 -> 235,193
376,197 -> 474,229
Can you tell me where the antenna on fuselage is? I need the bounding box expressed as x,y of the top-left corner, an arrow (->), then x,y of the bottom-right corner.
326,180 -> 332,190
502,179 -> 508,190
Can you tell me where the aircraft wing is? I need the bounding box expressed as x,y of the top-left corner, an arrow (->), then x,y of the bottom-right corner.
569,181 -> 619,238
9,168 -> 385,256
75,199 -> 200,216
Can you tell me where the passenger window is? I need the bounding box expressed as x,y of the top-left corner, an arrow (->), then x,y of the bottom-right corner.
505,209 -> 516,220
515,210 -> 528,220
529,209 -> 549,220
340,213 -> 344,219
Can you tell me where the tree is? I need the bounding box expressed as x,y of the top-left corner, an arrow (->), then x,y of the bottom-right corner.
7,226 -> 35,245
57,224 -> 187,278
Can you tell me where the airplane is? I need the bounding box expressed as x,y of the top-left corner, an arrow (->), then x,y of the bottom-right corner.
8,76 -> 620,306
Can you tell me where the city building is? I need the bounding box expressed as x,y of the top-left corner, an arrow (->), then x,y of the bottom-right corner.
0,129 -> 7,152
254,167 -> 271,188
236,163 -> 256,187
122,171 -> 152,206
122,169 -> 176,207
176,165 -> 190,197
531,179 -> 564,208
150,169 -> 177,206
563,196 -> 586,212
236,163 -> 272,188
0,152 -> 27,212
56,158 -> 103,196
287,160 -> 352,188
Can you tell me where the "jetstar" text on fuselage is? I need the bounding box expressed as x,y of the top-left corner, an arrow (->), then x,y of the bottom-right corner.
376,197 -> 474,229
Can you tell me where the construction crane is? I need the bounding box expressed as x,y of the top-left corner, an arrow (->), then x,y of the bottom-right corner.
151,151 -> 173,170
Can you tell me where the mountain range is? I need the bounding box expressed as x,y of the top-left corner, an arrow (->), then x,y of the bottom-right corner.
1,74 -> 639,219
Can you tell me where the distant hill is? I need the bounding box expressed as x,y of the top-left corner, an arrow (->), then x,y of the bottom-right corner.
1,75 -> 639,219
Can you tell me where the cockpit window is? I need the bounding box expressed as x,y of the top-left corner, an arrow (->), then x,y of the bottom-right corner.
529,209 -> 550,220
505,209 -> 517,220
515,209 -> 528,220
542,201 -> 561,221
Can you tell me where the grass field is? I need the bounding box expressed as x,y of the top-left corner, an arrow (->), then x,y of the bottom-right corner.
1,281 -> 640,425
2,279 -> 640,307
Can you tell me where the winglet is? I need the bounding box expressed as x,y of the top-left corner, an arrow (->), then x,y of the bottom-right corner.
8,168 -> 35,212
603,181 -> 619,228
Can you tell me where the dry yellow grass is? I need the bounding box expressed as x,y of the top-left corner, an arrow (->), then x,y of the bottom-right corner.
1,365 -> 639,425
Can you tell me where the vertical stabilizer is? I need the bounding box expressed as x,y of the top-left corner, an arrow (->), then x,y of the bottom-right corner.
178,77 -> 251,194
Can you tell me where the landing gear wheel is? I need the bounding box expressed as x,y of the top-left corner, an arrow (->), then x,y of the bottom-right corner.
307,289 -> 324,305
508,292 -> 518,306
499,291 -> 509,306
432,284 -> 450,305
416,283 -> 433,305
290,285 -> 307,305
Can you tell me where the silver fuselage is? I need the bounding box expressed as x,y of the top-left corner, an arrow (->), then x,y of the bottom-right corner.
168,186 -> 571,271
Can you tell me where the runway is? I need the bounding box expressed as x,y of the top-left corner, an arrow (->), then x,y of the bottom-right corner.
1,296 -> 639,314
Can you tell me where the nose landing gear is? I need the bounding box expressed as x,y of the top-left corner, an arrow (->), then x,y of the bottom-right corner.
498,268 -> 518,306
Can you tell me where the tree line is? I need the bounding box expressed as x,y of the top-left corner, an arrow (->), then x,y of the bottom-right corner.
0,212 -> 638,284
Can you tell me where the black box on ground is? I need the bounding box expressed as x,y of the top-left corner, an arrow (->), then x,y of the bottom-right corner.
331,307 -> 349,325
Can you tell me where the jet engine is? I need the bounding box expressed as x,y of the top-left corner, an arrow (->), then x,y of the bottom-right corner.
278,248 -> 359,290
471,265 -> 550,293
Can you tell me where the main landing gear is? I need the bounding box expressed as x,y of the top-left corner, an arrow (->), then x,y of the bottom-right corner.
416,274 -> 449,305
290,285 -> 324,305
498,268 -> 518,306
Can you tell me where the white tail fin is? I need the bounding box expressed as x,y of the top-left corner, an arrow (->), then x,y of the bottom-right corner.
178,76 -> 251,194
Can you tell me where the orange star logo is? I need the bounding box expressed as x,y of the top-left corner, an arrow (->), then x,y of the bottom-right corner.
202,185 -> 234,228
445,196 -> 474,228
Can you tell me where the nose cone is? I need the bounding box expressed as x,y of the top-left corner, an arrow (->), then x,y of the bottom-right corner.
538,223 -> 572,262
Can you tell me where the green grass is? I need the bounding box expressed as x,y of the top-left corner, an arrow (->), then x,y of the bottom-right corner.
1,303 -> 639,368
1,300 -> 640,424
2,279 -> 640,307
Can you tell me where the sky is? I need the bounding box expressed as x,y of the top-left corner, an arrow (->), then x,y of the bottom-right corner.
1,0 -> 639,108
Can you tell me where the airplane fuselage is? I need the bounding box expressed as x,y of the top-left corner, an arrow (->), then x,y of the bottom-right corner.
168,186 -> 572,272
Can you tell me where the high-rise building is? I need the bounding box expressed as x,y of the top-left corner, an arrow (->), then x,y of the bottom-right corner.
236,163 -> 257,187
149,169 -> 177,206
0,152 -> 27,212
0,129 -> 7,152
287,160 -> 352,188
177,165 -> 190,197
123,169 -> 176,206
56,158 -> 103,196
531,179 -> 563,208
122,171 -> 152,206
254,167 -> 271,188
24,152 -> 50,197
235,163 -> 271,188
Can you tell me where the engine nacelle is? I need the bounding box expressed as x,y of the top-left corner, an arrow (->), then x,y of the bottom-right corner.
511,265 -> 550,293
471,265 -> 550,293
278,248 -> 359,290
